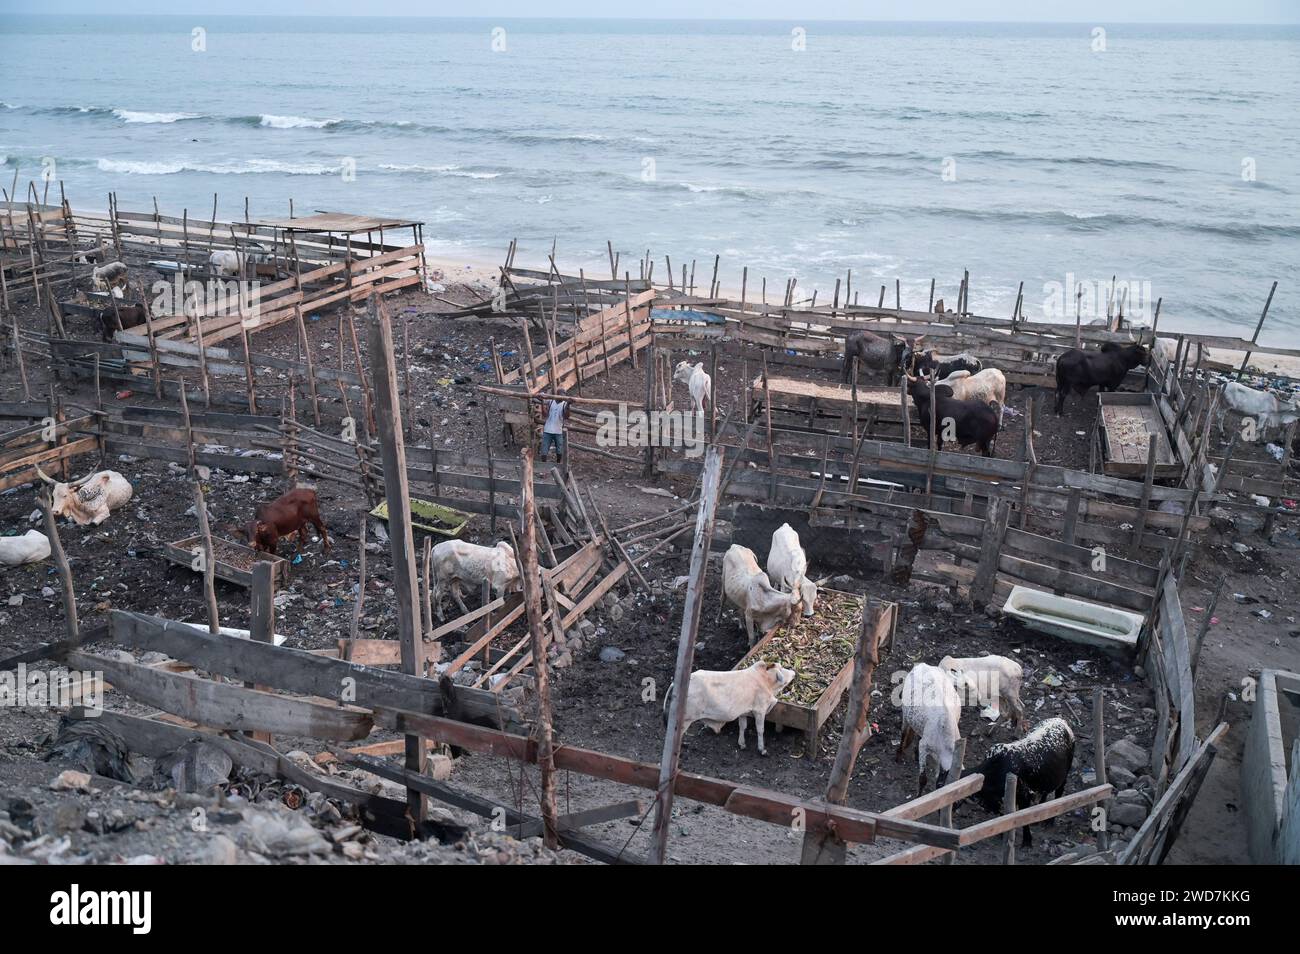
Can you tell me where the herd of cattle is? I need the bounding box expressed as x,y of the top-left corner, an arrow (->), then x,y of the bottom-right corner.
665,519 -> 1075,840
835,329 -> 1300,456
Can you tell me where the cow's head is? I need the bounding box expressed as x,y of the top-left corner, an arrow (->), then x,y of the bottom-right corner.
797,579 -> 818,618
240,519 -> 276,553
755,661 -> 796,694
672,361 -> 697,385
35,466 -> 97,524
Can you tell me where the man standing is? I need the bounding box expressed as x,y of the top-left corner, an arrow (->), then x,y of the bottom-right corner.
540,391 -> 569,465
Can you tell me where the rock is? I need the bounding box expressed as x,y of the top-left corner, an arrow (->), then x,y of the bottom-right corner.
1106,738 -> 1149,775
609,604 -> 624,622
50,770 -> 92,792
576,619 -> 596,636
203,834 -> 240,865
1109,801 -> 1148,828
1108,765 -> 1137,787
1115,788 -> 1145,804
599,646 -> 625,663
424,754 -> 454,781
935,600 -> 954,614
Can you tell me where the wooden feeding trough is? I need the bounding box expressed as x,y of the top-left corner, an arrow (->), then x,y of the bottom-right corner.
733,589 -> 893,755
163,535 -> 289,589
371,498 -> 469,538
1096,392 -> 1181,479
751,375 -> 905,430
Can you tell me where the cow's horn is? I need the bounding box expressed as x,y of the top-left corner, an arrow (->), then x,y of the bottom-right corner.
33,465 -> 57,485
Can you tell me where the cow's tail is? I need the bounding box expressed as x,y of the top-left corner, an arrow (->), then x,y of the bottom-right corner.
662,680 -> 675,727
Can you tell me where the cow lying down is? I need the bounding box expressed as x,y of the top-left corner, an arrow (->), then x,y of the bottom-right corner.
664,661 -> 796,756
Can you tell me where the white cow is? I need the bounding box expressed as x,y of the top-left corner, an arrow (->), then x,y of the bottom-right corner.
766,523 -> 816,617
721,544 -> 801,646
673,361 -> 711,417
91,261 -> 129,298
429,540 -> 520,620
209,250 -> 247,277
896,662 -> 962,795
940,654 -> 1026,729
664,661 -> 796,755
1217,381 -> 1300,441
936,367 -> 1008,424
35,467 -> 134,526
1154,337 -> 1205,370
0,529 -> 51,567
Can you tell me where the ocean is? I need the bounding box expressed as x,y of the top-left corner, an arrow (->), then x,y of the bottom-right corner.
2,15 -> 1298,340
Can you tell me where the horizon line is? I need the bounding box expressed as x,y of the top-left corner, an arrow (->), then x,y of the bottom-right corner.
4,13 -> 1298,27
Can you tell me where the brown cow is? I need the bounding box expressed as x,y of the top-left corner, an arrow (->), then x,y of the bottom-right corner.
241,488 -> 330,555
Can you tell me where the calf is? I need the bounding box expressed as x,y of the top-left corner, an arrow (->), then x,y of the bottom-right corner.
429,540 -> 520,620
672,361 -> 711,416
663,661 -> 796,756
966,717 -> 1075,846
907,376 -> 1000,456
896,662 -> 962,795
940,654 -> 1026,730
721,544 -> 800,646
936,367 -> 1008,425
1054,342 -> 1148,414
0,529 -> 51,567
91,302 -> 150,341
34,467 -> 133,526
910,348 -> 983,380
765,522 -> 816,617
242,487 -> 330,555
1216,381 -> 1300,441
842,331 -> 908,386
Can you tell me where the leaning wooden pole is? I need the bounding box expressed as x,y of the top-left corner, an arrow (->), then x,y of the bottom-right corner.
365,294 -> 427,827
518,446 -> 561,849
801,599 -> 888,864
37,492 -> 78,643
650,444 -> 724,865
181,387 -> 219,635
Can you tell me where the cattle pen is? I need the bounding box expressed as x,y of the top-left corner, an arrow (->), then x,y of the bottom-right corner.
1,185 -> 1297,865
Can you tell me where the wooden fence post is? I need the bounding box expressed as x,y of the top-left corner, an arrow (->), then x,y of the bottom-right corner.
365,295 -> 426,828
971,497 -> 1008,609
801,600 -> 890,864
651,445 -> 723,864
519,445 -> 560,848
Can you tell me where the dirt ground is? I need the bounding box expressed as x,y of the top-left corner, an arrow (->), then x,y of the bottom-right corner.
1,263 -> 1296,865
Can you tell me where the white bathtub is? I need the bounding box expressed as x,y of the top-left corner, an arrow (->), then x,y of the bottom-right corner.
1001,586 -> 1144,659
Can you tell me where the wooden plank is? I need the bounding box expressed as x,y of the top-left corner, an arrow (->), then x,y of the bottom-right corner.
104,610 -> 514,727
65,650 -> 373,741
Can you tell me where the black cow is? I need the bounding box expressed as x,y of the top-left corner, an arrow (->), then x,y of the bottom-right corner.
908,349 -> 983,380
907,376 -> 1000,457
966,717 -> 1075,847
1054,342 -> 1148,414
91,303 -> 151,342
843,331 -> 908,386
